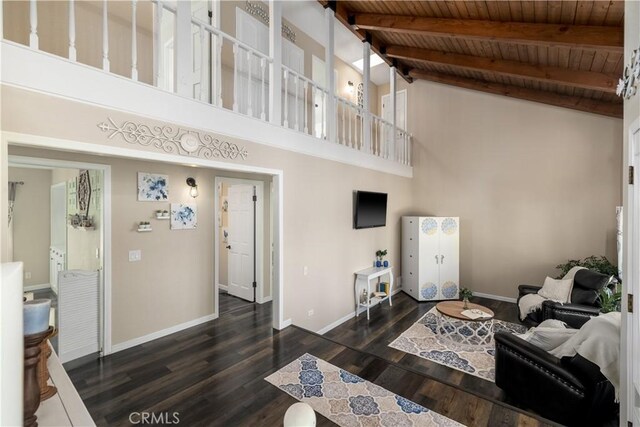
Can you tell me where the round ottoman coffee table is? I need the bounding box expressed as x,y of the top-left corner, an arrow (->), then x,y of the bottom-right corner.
435,301 -> 495,347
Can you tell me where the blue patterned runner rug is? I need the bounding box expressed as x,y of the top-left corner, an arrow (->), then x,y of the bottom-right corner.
389,308 -> 527,382
265,353 -> 463,426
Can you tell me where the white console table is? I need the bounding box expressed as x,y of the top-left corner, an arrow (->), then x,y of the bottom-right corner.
354,266 -> 394,320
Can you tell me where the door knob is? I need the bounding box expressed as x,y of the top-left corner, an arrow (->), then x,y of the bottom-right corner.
226,245 -> 231,249
440,255 -> 445,263
435,255 -> 439,264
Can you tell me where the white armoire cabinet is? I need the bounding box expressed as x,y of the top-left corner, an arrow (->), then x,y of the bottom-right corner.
402,216 -> 460,301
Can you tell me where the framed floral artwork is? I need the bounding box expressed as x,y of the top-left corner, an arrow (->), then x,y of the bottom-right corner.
171,203 -> 197,230
138,172 -> 169,201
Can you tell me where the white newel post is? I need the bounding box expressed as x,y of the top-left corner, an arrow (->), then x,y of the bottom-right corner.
131,0 -> 138,81
389,66 -> 397,160
269,0 -> 283,126
68,0 -> 76,60
29,0 -> 38,49
212,0 -> 222,107
325,6 -> 336,144
363,41 -> 371,153
102,0 -> 109,71
175,0 -> 192,97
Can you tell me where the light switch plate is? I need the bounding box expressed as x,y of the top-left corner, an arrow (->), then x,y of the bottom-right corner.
129,250 -> 142,262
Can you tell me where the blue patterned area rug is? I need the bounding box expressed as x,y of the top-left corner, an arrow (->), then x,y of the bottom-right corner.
265,353 -> 463,426
389,308 -> 527,382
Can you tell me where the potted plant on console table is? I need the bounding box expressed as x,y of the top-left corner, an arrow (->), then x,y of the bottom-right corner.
375,249 -> 388,268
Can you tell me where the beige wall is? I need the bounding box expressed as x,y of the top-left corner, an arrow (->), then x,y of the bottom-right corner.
8,167 -> 51,287
382,79 -> 622,297
1,85 -> 412,338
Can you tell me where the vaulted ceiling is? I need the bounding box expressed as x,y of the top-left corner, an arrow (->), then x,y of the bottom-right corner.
322,1 -> 624,118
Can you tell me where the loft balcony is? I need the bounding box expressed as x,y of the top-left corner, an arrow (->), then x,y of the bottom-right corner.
0,0 -> 412,177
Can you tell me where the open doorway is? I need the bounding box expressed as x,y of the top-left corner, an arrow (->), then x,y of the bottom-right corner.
214,177 -> 268,317
8,156 -> 110,365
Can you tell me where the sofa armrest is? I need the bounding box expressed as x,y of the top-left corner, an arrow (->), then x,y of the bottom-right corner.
495,332 -> 585,400
518,284 -> 542,299
542,301 -> 600,329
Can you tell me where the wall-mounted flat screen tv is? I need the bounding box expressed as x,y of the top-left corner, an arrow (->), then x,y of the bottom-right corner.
354,191 -> 387,229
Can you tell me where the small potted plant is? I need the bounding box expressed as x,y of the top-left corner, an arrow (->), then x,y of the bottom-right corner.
597,288 -> 622,313
375,249 -> 388,268
460,287 -> 473,309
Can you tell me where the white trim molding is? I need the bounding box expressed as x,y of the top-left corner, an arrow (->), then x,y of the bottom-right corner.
111,313 -> 218,354
472,292 -> 517,304
23,283 -> 51,292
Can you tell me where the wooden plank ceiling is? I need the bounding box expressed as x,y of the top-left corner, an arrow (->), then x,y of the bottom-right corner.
321,1 -> 624,118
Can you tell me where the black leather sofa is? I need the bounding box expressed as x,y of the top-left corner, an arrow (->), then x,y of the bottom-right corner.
517,269 -> 614,329
495,332 -> 618,426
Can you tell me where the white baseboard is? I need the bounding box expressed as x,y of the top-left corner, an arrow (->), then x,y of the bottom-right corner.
218,284 -> 228,292
281,318 -> 292,328
110,313 -> 218,354
24,283 -> 50,292
258,296 -> 272,304
473,292 -> 517,304
316,285 -> 404,335
59,343 -> 99,364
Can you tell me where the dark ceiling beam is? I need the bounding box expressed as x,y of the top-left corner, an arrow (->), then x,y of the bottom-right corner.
354,13 -> 623,52
409,69 -> 622,118
387,45 -> 618,93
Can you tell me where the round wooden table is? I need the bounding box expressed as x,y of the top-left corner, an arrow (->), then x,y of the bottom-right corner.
435,301 -> 495,347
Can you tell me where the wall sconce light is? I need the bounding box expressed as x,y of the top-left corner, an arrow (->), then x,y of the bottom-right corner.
186,177 -> 199,198
347,81 -> 354,94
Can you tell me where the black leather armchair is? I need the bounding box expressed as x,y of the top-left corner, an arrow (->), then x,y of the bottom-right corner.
517,269 -> 614,329
495,332 -> 617,426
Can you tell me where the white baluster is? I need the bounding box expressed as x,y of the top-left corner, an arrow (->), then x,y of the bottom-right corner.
260,57 -> 266,121
215,35 -> 222,106
0,0 -> 3,39
200,25 -> 207,101
294,75 -> 299,131
341,101 -> 346,145
348,103 -> 353,148
283,69 -> 289,127
321,90 -> 325,140
131,0 -> 138,80
303,80 -> 308,134
247,51 -> 253,117
408,135 -> 412,165
29,0 -> 38,49
102,0 -> 110,71
68,0 -> 76,60
232,43 -> 238,112
154,1 -> 163,87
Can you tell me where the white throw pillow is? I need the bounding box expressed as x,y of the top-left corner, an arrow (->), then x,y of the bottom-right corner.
538,276 -> 573,303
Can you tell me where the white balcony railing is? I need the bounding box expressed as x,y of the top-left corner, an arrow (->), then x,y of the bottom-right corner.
4,0 -> 412,167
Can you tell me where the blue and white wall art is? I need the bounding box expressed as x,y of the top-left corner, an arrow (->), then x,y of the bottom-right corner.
138,172 -> 169,201
171,203 -> 197,230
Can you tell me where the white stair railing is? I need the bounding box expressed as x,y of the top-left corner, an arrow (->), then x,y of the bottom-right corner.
5,0 -> 412,167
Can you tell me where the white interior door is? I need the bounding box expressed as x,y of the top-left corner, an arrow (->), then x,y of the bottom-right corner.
438,217 -> 459,300
227,184 -> 255,302
631,130 -> 640,424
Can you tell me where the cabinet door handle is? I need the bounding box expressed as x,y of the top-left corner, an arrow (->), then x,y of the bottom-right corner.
440,255 -> 445,264
435,255 -> 439,264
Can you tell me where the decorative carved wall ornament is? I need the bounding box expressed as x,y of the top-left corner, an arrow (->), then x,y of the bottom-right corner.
244,1 -> 296,43
617,48 -> 640,99
98,118 -> 249,160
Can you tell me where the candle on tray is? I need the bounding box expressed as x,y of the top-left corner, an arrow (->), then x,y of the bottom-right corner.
23,299 -> 51,335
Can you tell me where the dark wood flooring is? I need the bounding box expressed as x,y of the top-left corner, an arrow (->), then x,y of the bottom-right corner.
66,292 -> 557,426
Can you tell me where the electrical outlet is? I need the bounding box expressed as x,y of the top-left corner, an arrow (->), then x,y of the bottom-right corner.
308,309 -> 314,317
303,266 -> 308,276
24,272 -> 32,280
129,250 -> 142,262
